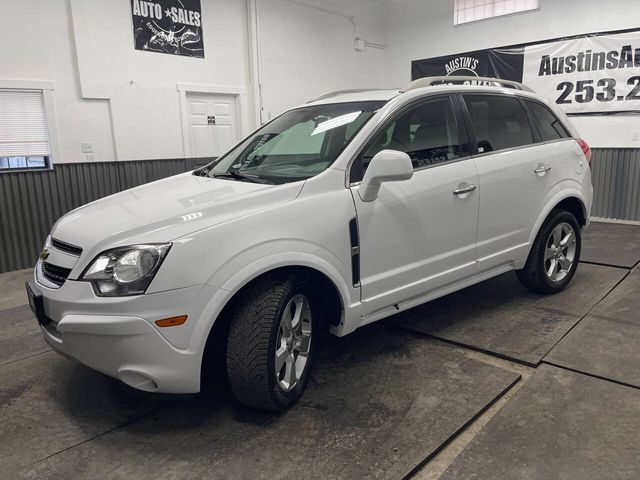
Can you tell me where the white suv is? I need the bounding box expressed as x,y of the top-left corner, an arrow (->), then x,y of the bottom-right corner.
27,77 -> 593,411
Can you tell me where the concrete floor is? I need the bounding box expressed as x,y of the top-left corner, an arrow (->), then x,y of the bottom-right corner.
2,222 -> 640,479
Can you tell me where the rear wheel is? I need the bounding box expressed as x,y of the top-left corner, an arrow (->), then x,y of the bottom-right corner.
226,273 -> 316,412
517,209 -> 581,294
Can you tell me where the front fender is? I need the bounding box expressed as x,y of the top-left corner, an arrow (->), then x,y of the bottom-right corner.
186,248 -> 360,360
217,250 -> 355,314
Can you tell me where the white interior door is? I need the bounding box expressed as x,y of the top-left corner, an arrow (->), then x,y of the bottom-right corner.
186,93 -> 239,158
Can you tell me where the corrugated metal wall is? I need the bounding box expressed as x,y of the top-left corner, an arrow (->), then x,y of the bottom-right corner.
0,158 -> 210,273
1,150 -> 638,274
591,148 -> 640,221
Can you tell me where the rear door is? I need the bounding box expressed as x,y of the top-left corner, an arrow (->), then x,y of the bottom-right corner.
350,95 -> 479,317
461,93 -> 564,272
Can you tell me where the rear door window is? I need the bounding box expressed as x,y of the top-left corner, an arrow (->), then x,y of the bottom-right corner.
463,95 -> 534,153
523,100 -> 570,141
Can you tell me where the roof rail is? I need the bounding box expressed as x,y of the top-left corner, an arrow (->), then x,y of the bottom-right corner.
308,88 -> 393,103
401,76 -> 533,93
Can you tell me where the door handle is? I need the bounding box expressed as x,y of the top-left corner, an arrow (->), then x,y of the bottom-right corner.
453,184 -> 477,196
534,165 -> 552,175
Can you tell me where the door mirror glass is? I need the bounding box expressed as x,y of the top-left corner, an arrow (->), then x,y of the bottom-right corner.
358,149 -> 413,202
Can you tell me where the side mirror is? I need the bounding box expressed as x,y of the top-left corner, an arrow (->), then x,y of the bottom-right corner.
358,150 -> 413,202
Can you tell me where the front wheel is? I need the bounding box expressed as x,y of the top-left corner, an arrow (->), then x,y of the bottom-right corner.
226,273 -> 316,412
517,209 -> 581,294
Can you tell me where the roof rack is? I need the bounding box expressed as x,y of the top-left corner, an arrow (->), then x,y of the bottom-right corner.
308,88 -> 394,103
401,76 -> 533,93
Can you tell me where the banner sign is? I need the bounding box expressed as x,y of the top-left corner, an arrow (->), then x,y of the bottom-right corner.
412,29 -> 640,115
131,0 -> 204,58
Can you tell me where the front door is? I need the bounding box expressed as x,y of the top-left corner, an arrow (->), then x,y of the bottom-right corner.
186,93 -> 239,158
350,96 -> 479,318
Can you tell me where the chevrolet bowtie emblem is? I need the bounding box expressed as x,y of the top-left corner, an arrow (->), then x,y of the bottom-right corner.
40,248 -> 50,261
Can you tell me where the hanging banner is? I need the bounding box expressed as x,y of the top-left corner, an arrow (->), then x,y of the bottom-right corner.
411,48 -> 524,83
412,28 -> 640,115
131,0 -> 205,58
523,31 -> 640,114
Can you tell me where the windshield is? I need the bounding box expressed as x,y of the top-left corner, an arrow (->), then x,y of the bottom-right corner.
208,101 -> 385,184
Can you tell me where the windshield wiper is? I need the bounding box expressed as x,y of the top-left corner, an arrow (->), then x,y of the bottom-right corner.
211,170 -> 274,184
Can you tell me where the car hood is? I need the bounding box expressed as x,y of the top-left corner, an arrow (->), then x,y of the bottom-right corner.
51,172 -> 304,254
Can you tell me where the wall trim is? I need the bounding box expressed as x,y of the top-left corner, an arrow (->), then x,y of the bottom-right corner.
0,79 -> 55,90
69,0 -> 110,99
591,217 -> 640,226
246,0 -> 264,127
176,83 -> 247,95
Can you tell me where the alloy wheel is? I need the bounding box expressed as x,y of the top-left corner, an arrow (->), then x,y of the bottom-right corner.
275,294 -> 313,392
544,222 -> 577,283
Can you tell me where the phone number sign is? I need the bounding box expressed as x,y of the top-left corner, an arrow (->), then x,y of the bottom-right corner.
523,31 -> 640,114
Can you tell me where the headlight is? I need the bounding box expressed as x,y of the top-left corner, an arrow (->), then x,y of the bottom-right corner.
80,244 -> 171,296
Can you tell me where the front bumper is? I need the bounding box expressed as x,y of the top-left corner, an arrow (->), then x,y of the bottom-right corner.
31,273 -> 218,393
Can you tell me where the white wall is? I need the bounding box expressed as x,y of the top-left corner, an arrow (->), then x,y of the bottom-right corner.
256,0 -> 388,120
1,0 -> 252,163
3,0 -> 637,163
1,0 -> 116,164
381,0 -> 640,148
0,0 -> 387,163
71,0 -> 251,162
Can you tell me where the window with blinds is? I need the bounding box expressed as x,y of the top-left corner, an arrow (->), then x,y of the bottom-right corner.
0,89 -> 51,170
454,0 -> 539,25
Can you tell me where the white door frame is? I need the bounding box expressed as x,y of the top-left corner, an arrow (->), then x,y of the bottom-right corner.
177,84 -> 250,158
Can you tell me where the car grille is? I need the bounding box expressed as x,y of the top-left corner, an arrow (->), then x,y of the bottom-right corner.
51,238 -> 83,256
42,262 -> 72,287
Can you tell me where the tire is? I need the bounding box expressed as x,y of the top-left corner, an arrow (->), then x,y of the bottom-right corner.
226,272 -> 316,412
517,209 -> 581,294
